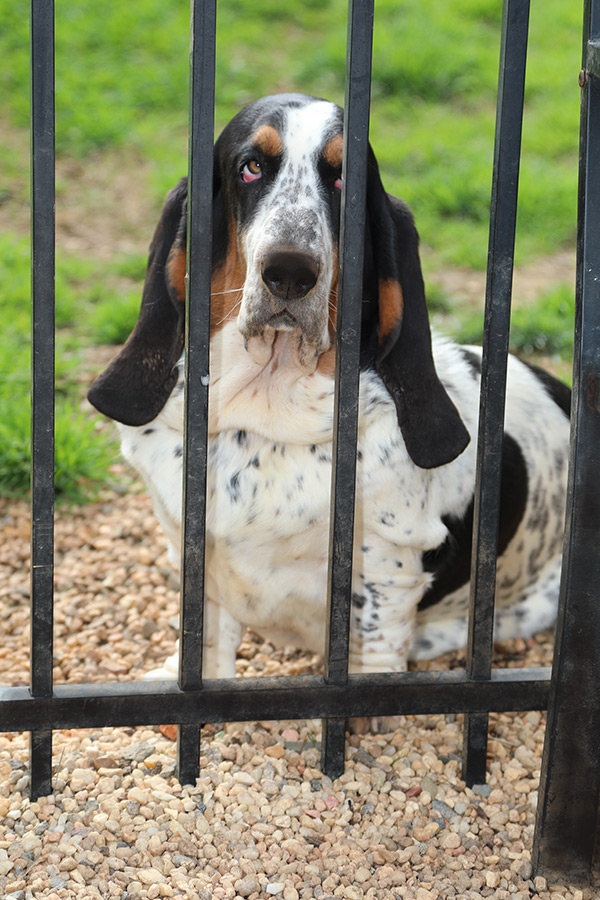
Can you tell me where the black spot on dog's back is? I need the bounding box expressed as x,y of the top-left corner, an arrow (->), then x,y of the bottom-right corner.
420,433 -> 529,610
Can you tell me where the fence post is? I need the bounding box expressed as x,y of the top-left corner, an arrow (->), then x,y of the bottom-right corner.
29,0 -> 56,800
531,0 -> 600,878
321,0 -> 374,778
461,0 -> 530,787
176,0 -> 217,786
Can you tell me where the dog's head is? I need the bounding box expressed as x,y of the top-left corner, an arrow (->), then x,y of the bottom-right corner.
88,93 -> 468,468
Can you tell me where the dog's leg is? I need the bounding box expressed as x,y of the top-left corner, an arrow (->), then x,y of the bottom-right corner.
202,599 -> 244,678
143,598 -> 242,681
347,578 -> 418,735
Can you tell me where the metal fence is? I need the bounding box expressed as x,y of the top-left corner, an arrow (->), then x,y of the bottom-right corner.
2,0 -> 600,884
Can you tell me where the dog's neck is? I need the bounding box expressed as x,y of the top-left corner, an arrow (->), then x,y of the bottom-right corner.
162,321 -> 338,444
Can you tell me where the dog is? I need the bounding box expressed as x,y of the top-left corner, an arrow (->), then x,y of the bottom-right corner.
88,93 -> 570,685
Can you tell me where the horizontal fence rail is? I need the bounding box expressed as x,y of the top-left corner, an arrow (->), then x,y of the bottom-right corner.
0,668 -> 551,733
9,0 -> 599,884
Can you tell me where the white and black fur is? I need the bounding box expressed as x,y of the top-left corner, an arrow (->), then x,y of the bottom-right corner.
89,94 -> 570,682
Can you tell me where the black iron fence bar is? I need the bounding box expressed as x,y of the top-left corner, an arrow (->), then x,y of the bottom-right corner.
461,0 -> 530,787
531,0 -> 600,881
0,666 -> 551,733
321,0 -> 375,779
177,0 -> 217,786
29,0 -> 56,801
587,35 -> 600,74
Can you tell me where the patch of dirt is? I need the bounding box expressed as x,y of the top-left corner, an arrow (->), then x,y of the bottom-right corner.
1,121 -> 160,259
54,151 -> 159,259
427,250 -> 575,309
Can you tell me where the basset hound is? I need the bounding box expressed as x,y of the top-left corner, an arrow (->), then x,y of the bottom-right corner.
88,93 -> 570,684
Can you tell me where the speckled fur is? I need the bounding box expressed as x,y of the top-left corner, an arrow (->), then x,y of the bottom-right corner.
94,95 -> 570,682
118,331 -> 568,679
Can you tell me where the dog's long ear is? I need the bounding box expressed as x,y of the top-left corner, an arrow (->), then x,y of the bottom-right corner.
88,179 -> 189,426
366,151 -> 470,468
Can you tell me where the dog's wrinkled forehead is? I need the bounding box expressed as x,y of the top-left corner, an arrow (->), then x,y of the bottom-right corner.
277,99 -> 342,172
227,93 -> 342,156
218,94 -> 344,218
267,102 -> 340,237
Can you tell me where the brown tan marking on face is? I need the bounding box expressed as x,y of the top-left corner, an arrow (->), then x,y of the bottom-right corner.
166,246 -> 187,303
210,222 -> 246,333
323,134 -> 344,169
252,124 -> 283,158
378,278 -> 404,342
165,224 -> 245,332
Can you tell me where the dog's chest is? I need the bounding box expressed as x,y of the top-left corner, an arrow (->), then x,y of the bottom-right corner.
207,430 -> 331,540
205,431 -> 335,646
121,418 -> 341,648
118,361 -> 446,653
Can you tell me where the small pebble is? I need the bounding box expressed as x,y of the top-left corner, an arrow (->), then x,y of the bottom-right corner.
432,799 -> 456,819
236,876 -> 259,896
472,782 -> 492,798
421,775 -> 438,798
121,742 -> 155,762
70,768 -> 95,792
138,869 -> 166,885
442,833 -> 461,850
265,745 -> 286,758
232,771 -> 255,785
486,871 -> 502,888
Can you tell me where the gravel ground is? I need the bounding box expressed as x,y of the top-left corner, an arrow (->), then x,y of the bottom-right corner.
0,485 -> 597,900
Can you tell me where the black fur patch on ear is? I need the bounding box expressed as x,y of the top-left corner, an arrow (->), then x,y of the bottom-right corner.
365,152 -> 470,469
88,179 -> 188,425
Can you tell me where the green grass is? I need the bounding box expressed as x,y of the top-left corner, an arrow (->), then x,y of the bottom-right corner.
0,0 -> 582,264
0,395 -> 117,503
90,288 -> 143,345
510,284 -> 575,358
0,0 -> 580,500
0,236 -> 119,501
431,282 -> 576,363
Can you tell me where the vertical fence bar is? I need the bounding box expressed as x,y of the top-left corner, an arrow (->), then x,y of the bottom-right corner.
177,0 -> 216,785
29,0 -> 56,800
461,0 -> 530,787
321,0 -> 374,779
531,0 -> 600,878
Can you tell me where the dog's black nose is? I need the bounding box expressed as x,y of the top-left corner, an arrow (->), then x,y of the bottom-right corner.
262,252 -> 319,300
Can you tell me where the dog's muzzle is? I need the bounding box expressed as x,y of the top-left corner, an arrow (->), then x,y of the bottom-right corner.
238,208 -> 333,369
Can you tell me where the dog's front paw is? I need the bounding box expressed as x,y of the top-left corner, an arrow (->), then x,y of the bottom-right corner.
143,648 -> 180,681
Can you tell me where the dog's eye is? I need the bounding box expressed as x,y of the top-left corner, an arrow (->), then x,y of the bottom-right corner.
334,177 -> 342,191
241,160 -> 262,183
